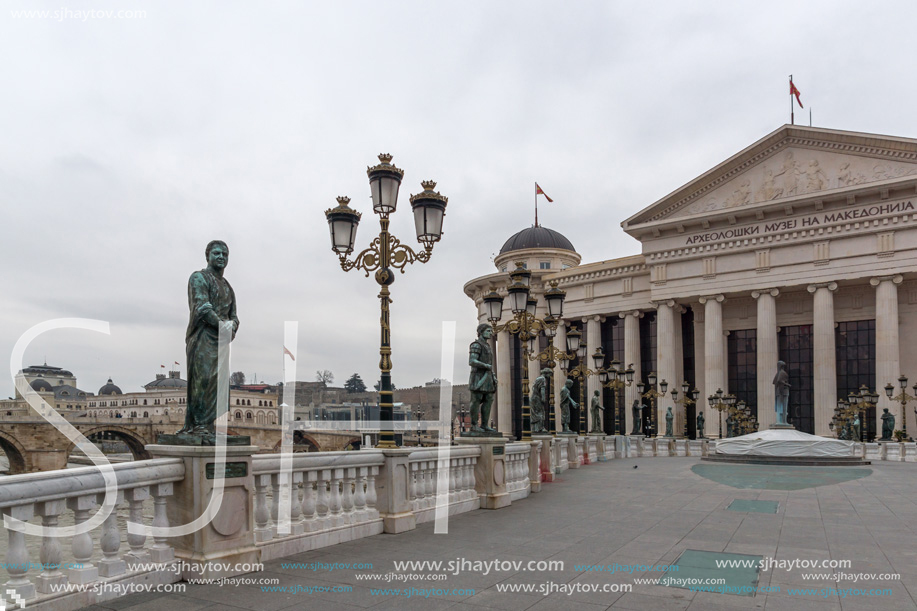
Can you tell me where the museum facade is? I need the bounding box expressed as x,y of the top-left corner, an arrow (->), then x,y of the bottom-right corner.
464,125 -> 917,441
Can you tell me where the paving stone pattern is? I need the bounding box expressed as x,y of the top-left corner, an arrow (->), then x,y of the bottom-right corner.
81,458 -> 917,611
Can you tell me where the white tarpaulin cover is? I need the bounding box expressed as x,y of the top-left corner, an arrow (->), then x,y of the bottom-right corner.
715,428 -> 855,458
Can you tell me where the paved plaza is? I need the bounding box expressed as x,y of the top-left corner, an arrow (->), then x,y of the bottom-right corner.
81,456 -> 917,611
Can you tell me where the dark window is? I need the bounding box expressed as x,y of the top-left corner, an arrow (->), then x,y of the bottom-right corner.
682,308 -> 697,438
779,325 -> 814,434
567,321 -> 585,433
601,317 -> 625,435
728,329 -> 758,417
639,312 -> 657,435
539,262 -> 551,270
836,320 -> 876,441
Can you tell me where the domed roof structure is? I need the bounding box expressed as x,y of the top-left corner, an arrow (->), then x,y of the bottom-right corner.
499,226 -> 576,254
144,372 -> 188,390
30,378 -> 53,392
98,378 -> 123,395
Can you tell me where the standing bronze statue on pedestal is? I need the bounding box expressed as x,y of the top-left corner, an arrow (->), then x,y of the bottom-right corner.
467,323 -> 500,436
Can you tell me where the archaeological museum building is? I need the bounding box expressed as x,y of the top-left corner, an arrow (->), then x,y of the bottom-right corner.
464,125 -> 917,442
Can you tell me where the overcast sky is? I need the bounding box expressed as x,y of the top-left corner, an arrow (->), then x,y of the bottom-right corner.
3,0 -> 917,399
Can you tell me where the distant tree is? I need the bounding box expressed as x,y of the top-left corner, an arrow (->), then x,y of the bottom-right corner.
345,373 -> 367,393
316,370 -> 334,386
374,379 -> 396,391
230,371 -> 246,386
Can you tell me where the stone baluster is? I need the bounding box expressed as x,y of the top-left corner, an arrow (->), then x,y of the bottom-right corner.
353,467 -> 367,522
289,472 -> 304,536
254,474 -> 272,543
97,491 -> 126,578
4,504 -> 37,600
341,468 -> 355,525
150,483 -> 174,563
449,461 -> 457,504
424,461 -> 435,508
66,495 -> 99,585
124,487 -> 151,567
366,466 -> 379,518
36,500 -> 68,592
302,472 -> 318,532
329,468 -> 343,527
315,470 -> 330,527
408,463 -> 419,509
270,474 -> 282,538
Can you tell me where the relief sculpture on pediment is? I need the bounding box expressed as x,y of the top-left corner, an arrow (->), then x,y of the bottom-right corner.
670,147 -> 917,219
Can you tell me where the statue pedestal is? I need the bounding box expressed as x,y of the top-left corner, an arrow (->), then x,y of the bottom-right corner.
455,437 -> 510,509
627,435 -> 644,457
769,423 -> 796,430
588,434 -> 608,461
532,434 -> 555,482
147,444 -> 260,580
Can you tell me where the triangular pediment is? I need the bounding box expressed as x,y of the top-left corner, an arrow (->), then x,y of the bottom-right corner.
624,125 -> 917,228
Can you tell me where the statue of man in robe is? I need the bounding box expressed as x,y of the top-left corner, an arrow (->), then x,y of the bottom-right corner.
530,368 -> 551,434
179,240 -> 239,436
880,408 -> 895,441
559,378 -> 577,433
773,361 -> 791,426
696,411 -> 705,438
589,390 -> 605,433
631,400 -> 644,435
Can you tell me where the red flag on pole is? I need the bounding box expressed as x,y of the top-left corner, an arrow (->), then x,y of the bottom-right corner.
174,361 -> 180,366
160,364 -> 165,369
790,81 -> 803,108
535,183 -> 553,202
283,346 -> 295,361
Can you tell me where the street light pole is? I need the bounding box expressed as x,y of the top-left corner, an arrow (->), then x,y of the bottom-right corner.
325,154 -> 448,448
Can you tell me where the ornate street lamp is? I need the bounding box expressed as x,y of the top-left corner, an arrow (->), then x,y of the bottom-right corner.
325,154 -> 447,448
671,381 -> 700,438
639,373 -> 666,437
489,264 -> 566,441
598,358 -> 635,435
884,375 -> 914,441
709,389 -> 730,439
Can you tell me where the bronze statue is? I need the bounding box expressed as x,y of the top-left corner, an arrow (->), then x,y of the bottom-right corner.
665,406 -> 674,437
177,240 -> 239,437
880,408 -> 895,441
468,323 -> 498,434
559,378 -> 577,433
531,368 -> 550,434
773,361 -> 791,426
696,411 -> 705,438
590,390 -> 605,433
631,399 -> 644,435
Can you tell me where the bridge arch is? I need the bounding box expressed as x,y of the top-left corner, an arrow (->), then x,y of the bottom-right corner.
70,426 -> 153,462
273,431 -> 322,452
0,431 -> 28,474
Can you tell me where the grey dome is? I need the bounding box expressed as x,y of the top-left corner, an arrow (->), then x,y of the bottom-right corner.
98,378 -> 123,395
144,376 -> 188,389
499,226 -> 575,254
30,378 -> 53,392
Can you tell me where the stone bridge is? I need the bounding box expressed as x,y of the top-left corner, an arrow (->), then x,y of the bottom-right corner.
0,418 -> 362,474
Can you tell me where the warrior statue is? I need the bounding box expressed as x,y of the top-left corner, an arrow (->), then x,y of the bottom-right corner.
468,323 -> 498,434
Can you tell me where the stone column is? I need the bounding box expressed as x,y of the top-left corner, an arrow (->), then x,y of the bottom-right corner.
693,305 -> 706,409
496,330 -> 512,436
586,315 -> 603,432
620,311 -> 642,435
752,289 -> 780,431
655,301 -> 676,435
673,306 -> 685,436
872,275 -> 903,435
808,282 -> 838,437
699,295 -> 726,415
554,323 -> 567,434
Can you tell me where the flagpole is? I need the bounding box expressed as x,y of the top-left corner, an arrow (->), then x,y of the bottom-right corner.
789,75 -> 794,125
534,182 -> 539,227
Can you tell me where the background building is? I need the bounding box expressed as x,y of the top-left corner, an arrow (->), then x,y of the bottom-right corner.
466,125 -> 917,441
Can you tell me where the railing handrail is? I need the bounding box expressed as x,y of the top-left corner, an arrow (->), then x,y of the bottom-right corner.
0,458 -> 184,508
407,446 -> 481,463
505,442 -> 532,454
251,450 -> 385,475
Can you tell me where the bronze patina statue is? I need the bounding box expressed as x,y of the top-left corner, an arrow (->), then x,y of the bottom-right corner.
531,368 -> 551,434
774,360 -> 791,426
178,240 -> 239,438
880,408 -> 895,441
589,390 -> 604,433
559,378 -> 577,434
467,323 -> 499,435
696,411 -> 705,438
664,406 -> 674,437
631,400 -> 644,435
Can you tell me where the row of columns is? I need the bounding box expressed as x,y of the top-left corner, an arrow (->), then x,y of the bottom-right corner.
490,274 -> 906,438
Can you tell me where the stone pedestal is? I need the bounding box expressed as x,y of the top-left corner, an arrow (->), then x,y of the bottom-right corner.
674,439 -> 687,456
569,436 -> 584,468
864,443 -> 883,461
456,437 -> 510,509
641,437 -> 655,457
375,448 -> 416,533
590,434 -> 608,461
903,442 -> 917,462
882,442 -> 903,462
528,441 -> 542,493
532,434 -> 555,482
656,439 -> 672,457
148,444 -> 260,580
554,437 -> 570,474
687,440 -> 703,457
583,435 -> 597,464
627,435 -> 643,457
